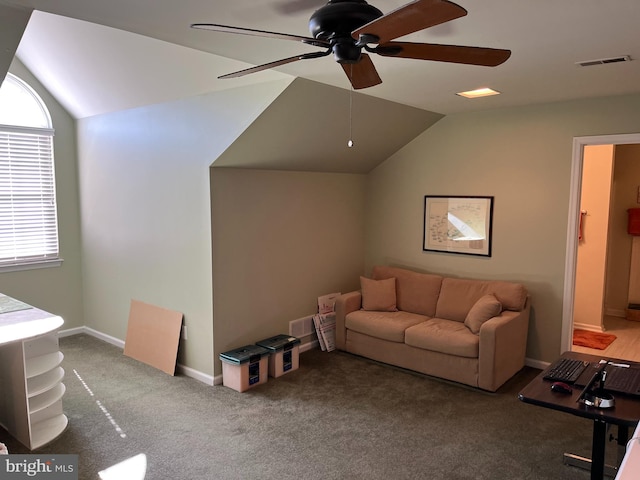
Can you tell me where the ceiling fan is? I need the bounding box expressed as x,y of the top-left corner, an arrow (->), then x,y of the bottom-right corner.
191,0 -> 511,90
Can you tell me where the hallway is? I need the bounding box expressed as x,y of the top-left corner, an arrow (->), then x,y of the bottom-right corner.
572,315 -> 640,362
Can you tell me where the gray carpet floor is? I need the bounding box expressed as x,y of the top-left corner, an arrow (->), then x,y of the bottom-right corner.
1,334 -> 611,479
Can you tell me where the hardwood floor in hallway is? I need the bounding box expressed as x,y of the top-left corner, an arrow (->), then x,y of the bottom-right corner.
572,315 -> 640,362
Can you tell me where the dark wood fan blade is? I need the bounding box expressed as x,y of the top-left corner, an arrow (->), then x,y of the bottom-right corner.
375,42 -> 511,66
219,50 -> 330,79
191,23 -> 329,48
352,0 -> 467,44
341,54 -> 382,90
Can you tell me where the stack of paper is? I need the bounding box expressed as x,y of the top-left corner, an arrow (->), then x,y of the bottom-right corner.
314,293 -> 340,352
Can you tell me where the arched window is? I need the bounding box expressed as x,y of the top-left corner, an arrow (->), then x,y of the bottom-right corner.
0,73 -> 60,270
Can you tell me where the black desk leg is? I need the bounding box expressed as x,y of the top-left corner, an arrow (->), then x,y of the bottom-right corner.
564,421 -> 624,478
591,419 -> 606,480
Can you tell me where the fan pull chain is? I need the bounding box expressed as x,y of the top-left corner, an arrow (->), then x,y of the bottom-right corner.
348,65 -> 354,148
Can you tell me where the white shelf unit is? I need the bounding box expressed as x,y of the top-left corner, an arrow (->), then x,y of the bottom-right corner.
0,306 -> 67,450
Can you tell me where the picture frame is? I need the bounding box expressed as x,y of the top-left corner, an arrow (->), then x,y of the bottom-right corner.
423,195 -> 494,257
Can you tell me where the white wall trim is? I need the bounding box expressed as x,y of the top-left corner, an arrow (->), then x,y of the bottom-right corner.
84,326 -> 125,348
605,307 -> 627,318
58,326 -> 214,386
177,364 -> 215,386
573,322 -> 605,334
58,326 -> 84,338
299,339 -> 319,353
562,133 -> 640,354
525,357 -> 549,371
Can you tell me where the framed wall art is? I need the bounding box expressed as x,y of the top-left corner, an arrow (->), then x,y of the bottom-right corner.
423,195 -> 494,257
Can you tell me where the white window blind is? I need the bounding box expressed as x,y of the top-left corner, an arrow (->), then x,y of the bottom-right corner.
0,124 -> 59,266
0,73 -> 59,271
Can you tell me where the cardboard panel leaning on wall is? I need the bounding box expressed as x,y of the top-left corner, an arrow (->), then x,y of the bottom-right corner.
124,299 -> 183,375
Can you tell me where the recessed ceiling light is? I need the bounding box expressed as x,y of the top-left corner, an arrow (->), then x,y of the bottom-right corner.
456,88 -> 501,99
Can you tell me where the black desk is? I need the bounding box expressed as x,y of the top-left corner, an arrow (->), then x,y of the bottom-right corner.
518,351 -> 640,480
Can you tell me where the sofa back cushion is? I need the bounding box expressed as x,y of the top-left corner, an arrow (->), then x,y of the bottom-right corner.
464,294 -> 502,334
360,276 -> 398,311
372,266 -> 443,317
435,277 -> 528,322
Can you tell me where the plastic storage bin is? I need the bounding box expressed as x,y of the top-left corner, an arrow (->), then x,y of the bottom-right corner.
219,344 -> 270,392
256,334 -> 301,378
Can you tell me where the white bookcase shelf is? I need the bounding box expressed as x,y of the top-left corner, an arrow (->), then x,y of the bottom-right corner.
26,351 -> 64,379
31,414 -> 69,451
27,366 -> 65,398
0,295 -> 67,450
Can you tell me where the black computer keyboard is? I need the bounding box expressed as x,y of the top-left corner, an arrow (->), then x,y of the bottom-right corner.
543,358 -> 589,383
604,367 -> 640,395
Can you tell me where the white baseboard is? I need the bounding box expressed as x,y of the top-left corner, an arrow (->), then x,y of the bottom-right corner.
84,326 -> 125,348
299,339 -> 319,353
177,364 -> 215,386
58,326 -> 214,386
573,322 -> 604,333
605,307 -> 627,318
58,327 -> 84,338
525,357 -> 549,370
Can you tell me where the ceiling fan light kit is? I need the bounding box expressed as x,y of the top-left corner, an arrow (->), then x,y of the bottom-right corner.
191,0 -> 511,90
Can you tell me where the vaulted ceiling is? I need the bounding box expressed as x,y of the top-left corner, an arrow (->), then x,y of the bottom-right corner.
4,0 -> 640,119
2,1 -> 640,174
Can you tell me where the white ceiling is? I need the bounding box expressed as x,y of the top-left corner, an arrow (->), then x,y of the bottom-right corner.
8,0 -> 640,119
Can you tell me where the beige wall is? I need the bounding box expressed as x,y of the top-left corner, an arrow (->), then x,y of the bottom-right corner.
366,94 -> 640,363
0,59 -> 84,330
574,145 -> 614,331
76,81 -> 290,376
210,168 -> 365,374
10,54 -> 640,375
607,144 -> 640,310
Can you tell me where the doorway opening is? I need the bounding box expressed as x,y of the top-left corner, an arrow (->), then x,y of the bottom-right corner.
562,133 -> 640,361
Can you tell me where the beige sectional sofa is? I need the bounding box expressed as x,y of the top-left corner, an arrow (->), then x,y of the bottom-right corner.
335,266 -> 530,392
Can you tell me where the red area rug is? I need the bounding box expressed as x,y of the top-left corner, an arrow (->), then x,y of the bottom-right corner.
572,329 -> 617,350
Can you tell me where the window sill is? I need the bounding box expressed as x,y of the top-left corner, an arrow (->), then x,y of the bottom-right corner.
0,258 -> 64,274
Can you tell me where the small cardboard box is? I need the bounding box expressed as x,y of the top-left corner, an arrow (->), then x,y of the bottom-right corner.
256,334 -> 301,378
219,344 -> 270,392
627,307 -> 640,322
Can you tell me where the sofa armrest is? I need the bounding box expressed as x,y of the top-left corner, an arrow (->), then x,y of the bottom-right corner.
478,297 -> 531,392
335,291 -> 362,350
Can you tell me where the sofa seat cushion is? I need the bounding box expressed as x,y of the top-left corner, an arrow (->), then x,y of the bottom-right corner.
404,318 -> 480,358
345,310 -> 427,343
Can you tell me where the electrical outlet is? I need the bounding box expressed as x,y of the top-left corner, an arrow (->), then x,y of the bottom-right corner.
182,325 -> 188,340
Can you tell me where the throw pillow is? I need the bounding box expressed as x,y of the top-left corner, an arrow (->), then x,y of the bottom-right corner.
360,276 -> 398,312
464,294 -> 502,334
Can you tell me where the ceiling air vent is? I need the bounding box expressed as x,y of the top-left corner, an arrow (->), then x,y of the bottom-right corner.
576,55 -> 631,67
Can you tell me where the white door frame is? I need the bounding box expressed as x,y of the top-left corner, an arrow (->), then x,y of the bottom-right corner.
561,133 -> 640,352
